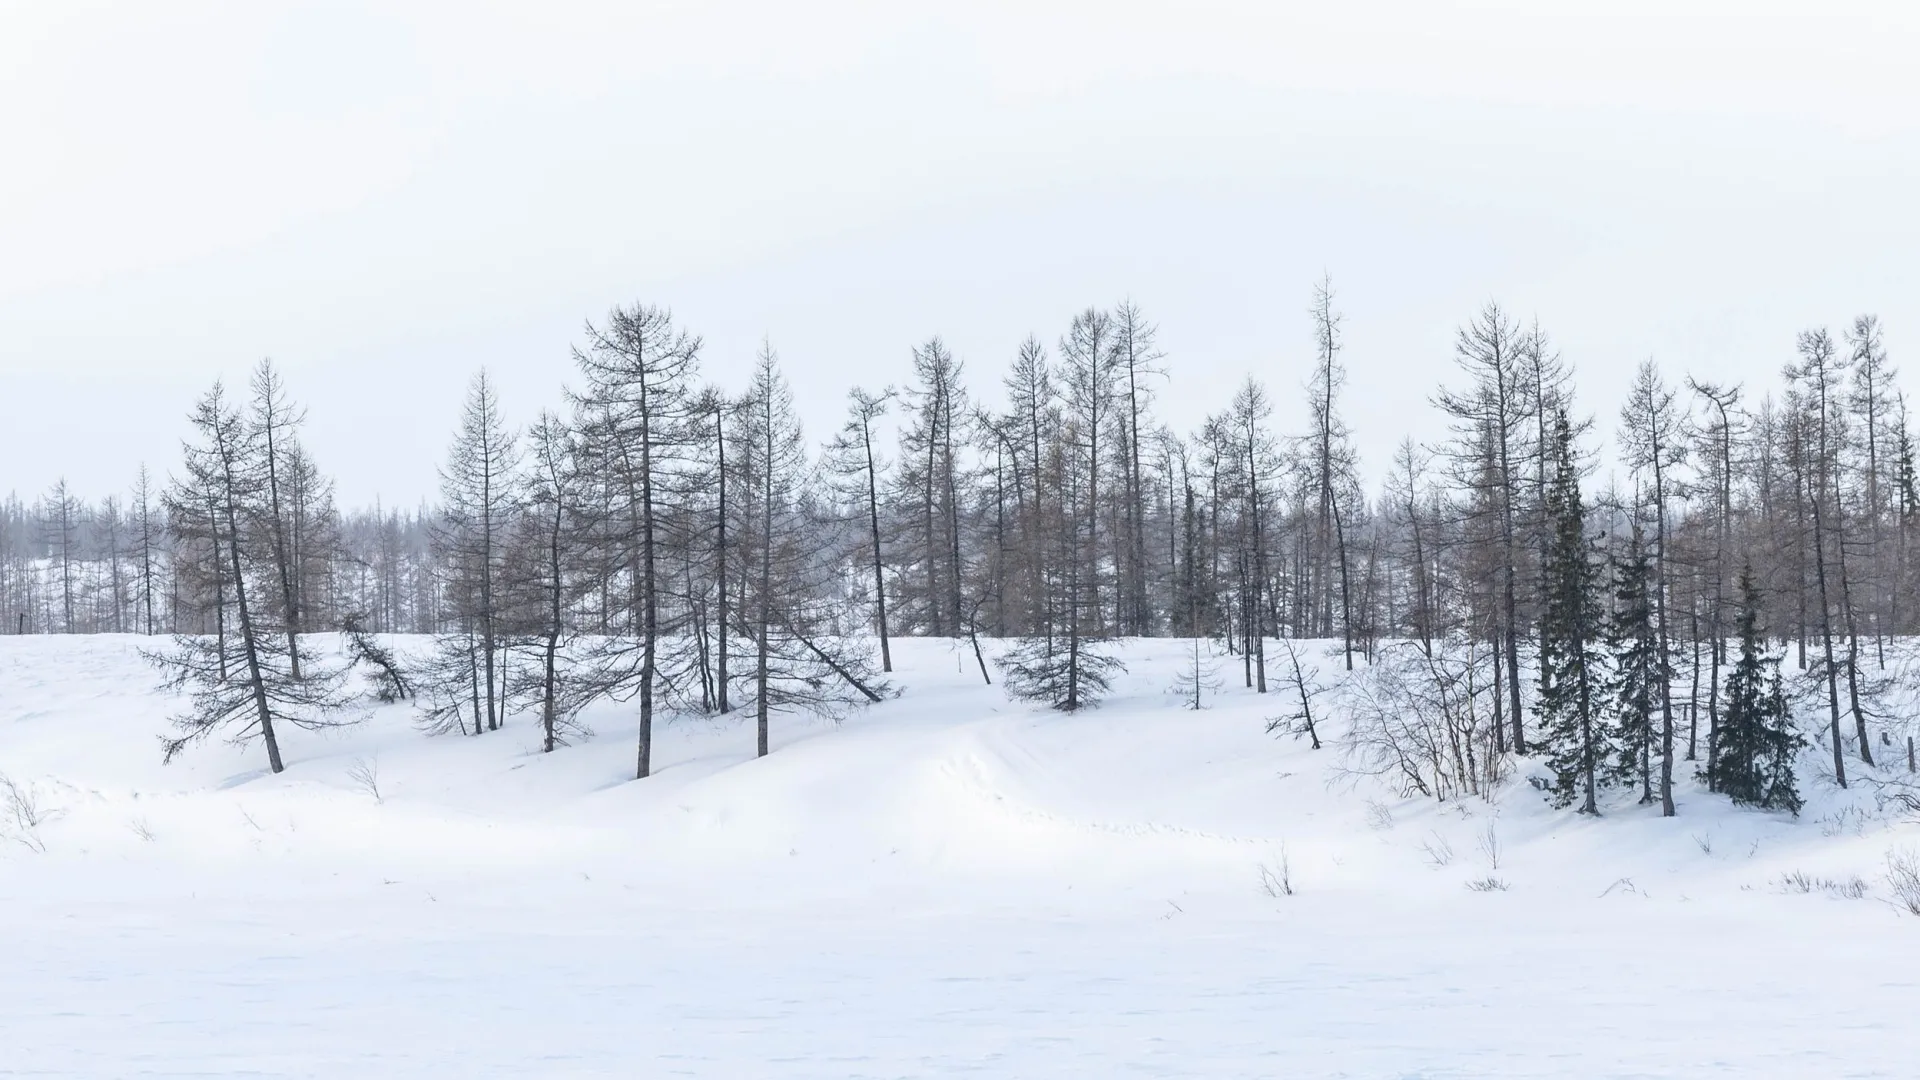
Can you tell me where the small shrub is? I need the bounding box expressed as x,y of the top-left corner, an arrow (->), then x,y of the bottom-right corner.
0,774 -> 57,853
1258,846 -> 1295,897
1885,846 -> 1920,915
1599,877 -> 1644,898
346,756 -> 383,804
1777,870 -> 1870,899
1820,807 -> 1866,838
1477,820 -> 1502,870
1418,831 -> 1455,868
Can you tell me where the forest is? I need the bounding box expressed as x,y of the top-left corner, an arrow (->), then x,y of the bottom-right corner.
3,284 -> 1913,816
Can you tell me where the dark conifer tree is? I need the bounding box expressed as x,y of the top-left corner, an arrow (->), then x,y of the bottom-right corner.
1606,521 -> 1659,804
1708,565 -> 1803,813
1536,407 -> 1609,814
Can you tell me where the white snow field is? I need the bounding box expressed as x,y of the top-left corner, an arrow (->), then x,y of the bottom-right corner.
2,634 -> 1918,1078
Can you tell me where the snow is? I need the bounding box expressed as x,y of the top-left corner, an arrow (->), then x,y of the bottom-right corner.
2,635 -> 1917,1077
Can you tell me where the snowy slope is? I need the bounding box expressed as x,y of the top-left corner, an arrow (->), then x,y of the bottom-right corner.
1,635 -> 1917,1078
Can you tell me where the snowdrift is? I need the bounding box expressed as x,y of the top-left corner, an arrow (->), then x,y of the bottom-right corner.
2,634 -> 1916,1077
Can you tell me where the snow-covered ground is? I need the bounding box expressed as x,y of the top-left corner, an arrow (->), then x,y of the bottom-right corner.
2,635 -> 1916,1078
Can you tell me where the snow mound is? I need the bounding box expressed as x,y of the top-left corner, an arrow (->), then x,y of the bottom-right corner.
2,635 -> 1916,1077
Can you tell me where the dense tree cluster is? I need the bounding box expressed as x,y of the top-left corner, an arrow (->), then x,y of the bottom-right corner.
10,289 -> 1916,811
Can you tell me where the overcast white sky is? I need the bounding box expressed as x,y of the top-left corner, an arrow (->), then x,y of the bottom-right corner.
4,2 -> 1918,506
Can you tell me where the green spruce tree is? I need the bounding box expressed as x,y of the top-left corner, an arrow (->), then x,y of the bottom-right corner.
1606,520 -> 1659,804
1709,565 -> 1804,814
1537,407 -> 1610,814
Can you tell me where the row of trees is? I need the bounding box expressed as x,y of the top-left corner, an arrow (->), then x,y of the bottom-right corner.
149,325 -> 892,776
1339,309 -> 1909,817
28,290 -> 1915,811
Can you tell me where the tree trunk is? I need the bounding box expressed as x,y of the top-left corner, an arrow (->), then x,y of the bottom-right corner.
1810,490 -> 1849,788
864,418 -> 892,671
219,455 -> 283,774
756,386 -> 775,757
716,408 -> 731,714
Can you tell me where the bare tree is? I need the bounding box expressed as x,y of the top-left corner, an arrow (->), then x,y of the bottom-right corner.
1618,359 -> 1684,815
1267,638 -> 1328,749
893,339 -> 969,636
736,343 -> 889,754
422,370 -> 520,738
1002,336 -> 1056,637
570,304 -> 701,778
1385,438 -> 1439,650
827,386 -> 896,671
40,480 -> 80,633
1000,309 -> 1130,711
342,615 -> 413,703
1230,378 -> 1278,693
132,464 -> 160,635
1847,315 -> 1896,664
1786,328 -> 1860,783
247,360 -> 310,678
1306,275 -> 1360,667
1686,377 -> 1744,784
1436,303 -> 1533,753
150,382 -> 354,773
1111,299 -> 1164,636
507,411 -> 593,752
